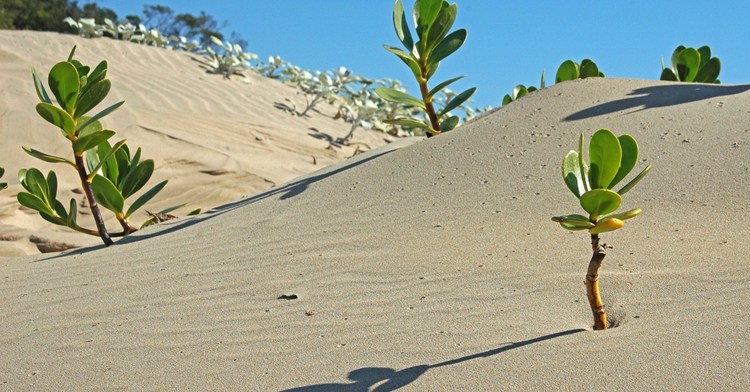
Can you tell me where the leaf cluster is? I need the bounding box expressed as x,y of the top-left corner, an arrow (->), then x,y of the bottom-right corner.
660,45 -> 720,83
552,129 -> 651,235
555,59 -> 604,83
375,0 -> 476,135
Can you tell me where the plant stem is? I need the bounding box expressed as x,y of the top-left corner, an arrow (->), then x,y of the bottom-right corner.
418,77 -> 441,137
586,234 -> 607,330
74,155 -> 113,246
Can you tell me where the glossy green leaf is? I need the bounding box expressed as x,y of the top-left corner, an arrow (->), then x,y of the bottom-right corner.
694,57 -> 720,83
676,48 -> 700,82
74,79 -> 110,119
88,139 -> 127,182
551,214 -> 593,226
617,164 -> 652,196
413,0 -> 444,41
383,118 -> 431,130
120,159 -> 154,198
383,45 -> 422,80
670,45 -> 686,71
440,115 -> 459,132
697,46 -> 711,68
48,61 -> 80,114
85,60 -> 108,89
562,150 -> 584,198
66,45 -> 76,61
580,189 -> 622,218
425,4 -> 457,54
579,59 -> 600,78
31,68 -> 52,104
22,146 -> 75,166
660,68 -> 678,82
555,60 -> 579,83
428,27 -> 465,67
125,179 -> 167,218
392,0 -> 414,51
609,134 -> 638,188
502,94 -> 512,106
72,130 -> 115,154
76,100 -> 124,133
20,168 -> 49,203
36,102 -> 75,138
439,87 -> 475,117
427,75 -> 464,99
66,197 -> 78,228
46,170 -> 57,202
588,129 -> 622,189
17,192 -> 55,216
578,133 -> 590,193
375,87 -> 426,110
76,117 -> 103,138
91,174 -> 124,214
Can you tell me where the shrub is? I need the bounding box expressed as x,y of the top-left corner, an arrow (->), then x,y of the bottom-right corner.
19,46 -> 167,246
204,35 -> 257,80
660,45 -> 720,83
551,129 -> 651,330
375,0 -> 476,137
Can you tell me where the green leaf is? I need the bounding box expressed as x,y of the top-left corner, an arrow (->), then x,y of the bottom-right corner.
125,180 -> 167,218
20,168 -> 49,204
694,57 -> 720,83
47,170 -> 57,202
540,69 -> 546,89
383,45 -> 422,80
697,46 -> 711,68
36,102 -> 75,138
609,134 -> 638,188
383,118 -> 431,130
85,60 -> 108,90
88,139 -> 127,182
660,68 -> 678,82
579,59 -> 600,78
91,174 -> 124,214
552,214 -> 595,231
439,87 -> 476,117
428,28 -> 466,66
579,189 -> 622,218
617,164 -> 652,196
76,117 -> 103,138
375,87 -> 426,110
425,61 -> 439,81
676,48 -> 700,82
413,0 -> 445,42
66,198 -> 78,228
502,94 -> 512,106
17,192 -> 55,216
392,0 -> 414,51
513,85 -> 529,100
72,130 -> 115,154
32,68 -> 52,104
120,159 -> 154,199
600,208 -> 642,223
578,133 -> 589,193
67,45 -> 76,62
74,79 -> 110,119
440,115 -> 459,132
22,146 -> 75,166
48,61 -> 80,114
425,4 -> 457,55
588,129 -> 622,189
555,60 -> 579,83
562,150 -> 583,198
76,100 -> 125,133
427,75 -> 464,99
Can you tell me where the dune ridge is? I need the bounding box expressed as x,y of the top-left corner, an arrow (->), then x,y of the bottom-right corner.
2,31 -> 750,390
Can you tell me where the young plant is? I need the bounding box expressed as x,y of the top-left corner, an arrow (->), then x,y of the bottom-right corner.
204,35 -> 257,80
551,129 -> 651,330
660,45 -> 721,83
375,0 -> 476,137
20,46 -> 167,246
555,59 -> 604,83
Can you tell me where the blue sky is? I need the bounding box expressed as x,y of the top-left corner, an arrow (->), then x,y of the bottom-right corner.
103,1 -> 750,109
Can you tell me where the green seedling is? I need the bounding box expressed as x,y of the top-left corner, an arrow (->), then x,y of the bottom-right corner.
552,129 -> 651,330
375,0 -> 476,137
20,46 -> 167,246
0,166 -> 6,190
660,45 -> 720,83
555,59 -> 604,83
502,71 -> 545,106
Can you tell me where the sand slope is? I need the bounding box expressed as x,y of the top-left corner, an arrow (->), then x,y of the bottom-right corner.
2,33 -> 750,390
0,30 -> 391,256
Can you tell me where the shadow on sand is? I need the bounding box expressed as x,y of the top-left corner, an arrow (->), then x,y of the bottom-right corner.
564,83 -> 750,121
282,329 -> 586,391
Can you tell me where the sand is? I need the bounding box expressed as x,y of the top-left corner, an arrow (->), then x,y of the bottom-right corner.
1,31 -> 750,391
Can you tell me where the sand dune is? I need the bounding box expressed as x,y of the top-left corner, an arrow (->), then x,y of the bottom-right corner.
2,31 -> 750,390
0,30 -> 391,256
